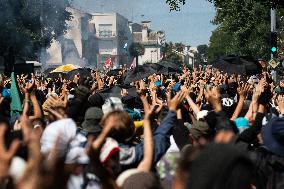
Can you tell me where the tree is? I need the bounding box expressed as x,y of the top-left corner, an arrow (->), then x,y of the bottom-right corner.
197,45 -> 208,56
277,9 -> 284,57
206,0 -> 272,62
166,0 -> 284,11
166,0 -> 281,62
195,44 -> 209,65
207,27 -> 234,62
0,0 -> 72,61
175,42 -> 185,52
166,0 -> 185,11
207,0 -> 284,9
162,42 -> 184,65
129,43 -> 145,66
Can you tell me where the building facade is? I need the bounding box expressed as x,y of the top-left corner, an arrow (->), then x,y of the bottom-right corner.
44,8 -> 169,69
90,13 -> 133,68
44,9 -> 133,69
131,21 -> 165,65
44,8 -> 97,68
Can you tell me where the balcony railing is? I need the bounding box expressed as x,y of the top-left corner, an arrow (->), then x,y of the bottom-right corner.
99,48 -> 117,55
97,30 -> 116,38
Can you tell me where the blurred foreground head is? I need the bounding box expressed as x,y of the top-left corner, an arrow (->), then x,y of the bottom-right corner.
187,143 -> 254,189
117,169 -> 162,189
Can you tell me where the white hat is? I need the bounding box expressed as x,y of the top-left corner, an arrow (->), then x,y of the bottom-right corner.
102,97 -> 124,114
40,118 -> 77,155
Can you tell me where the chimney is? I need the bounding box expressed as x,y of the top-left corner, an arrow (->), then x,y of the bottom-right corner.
142,21 -> 151,42
142,21 -> 151,29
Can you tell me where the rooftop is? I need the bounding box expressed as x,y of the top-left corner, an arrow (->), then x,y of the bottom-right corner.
131,23 -> 143,32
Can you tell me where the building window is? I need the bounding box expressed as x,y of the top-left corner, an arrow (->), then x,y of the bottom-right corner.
99,24 -> 113,37
99,40 -> 115,54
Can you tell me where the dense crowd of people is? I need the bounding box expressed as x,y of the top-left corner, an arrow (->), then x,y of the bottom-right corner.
0,65 -> 284,189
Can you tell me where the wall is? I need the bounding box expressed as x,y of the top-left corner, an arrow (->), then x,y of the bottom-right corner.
91,13 -> 117,68
138,45 -> 161,65
44,8 -> 96,68
116,13 -> 133,66
91,13 -> 132,68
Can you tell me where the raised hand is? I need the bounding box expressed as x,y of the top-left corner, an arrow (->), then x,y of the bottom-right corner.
180,85 -> 189,95
144,104 -> 158,121
48,94 -> 67,109
237,83 -> 250,98
46,107 -> 65,120
205,87 -> 222,112
167,91 -> 186,112
252,84 -> 262,103
276,95 -> 284,115
25,76 -> 36,93
0,126 -> 20,182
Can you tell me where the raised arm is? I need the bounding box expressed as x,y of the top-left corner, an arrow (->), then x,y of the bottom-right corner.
231,83 -> 250,120
186,95 -> 200,117
137,107 -> 155,172
88,115 -> 119,189
23,77 -> 36,118
29,91 -> 42,120
180,85 -> 200,116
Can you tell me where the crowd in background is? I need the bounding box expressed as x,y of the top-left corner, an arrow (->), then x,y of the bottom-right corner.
0,65 -> 284,189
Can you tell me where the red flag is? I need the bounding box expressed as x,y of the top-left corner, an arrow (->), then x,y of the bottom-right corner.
130,57 -> 136,69
104,58 -> 111,68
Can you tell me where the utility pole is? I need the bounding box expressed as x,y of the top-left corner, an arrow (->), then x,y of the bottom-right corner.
271,9 -> 278,82
271,8 -> 277,59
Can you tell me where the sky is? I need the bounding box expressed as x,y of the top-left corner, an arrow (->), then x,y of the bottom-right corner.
72,0 -> 217,47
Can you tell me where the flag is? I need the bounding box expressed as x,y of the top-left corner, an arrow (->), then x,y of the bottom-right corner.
130,57 -> 136,69
160,53 -> 164,60
10,72 -> 23,116
123,43 -> 128,50
104,58 -> 112,68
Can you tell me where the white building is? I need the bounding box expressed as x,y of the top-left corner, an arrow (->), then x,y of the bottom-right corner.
44,9 -> 133,69
184,46 -> 197,67
90,13 -> 133,68
44,8 -> 97,68
131,21 -> 165,65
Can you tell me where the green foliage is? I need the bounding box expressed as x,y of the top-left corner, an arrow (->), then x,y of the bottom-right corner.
166,0 -> 284,11
207,0 -> 272,62
195,44 -> 209,65
129,43 -> 145,57
278,9 -> 284,56
162,42 -> 184,65
208,0 -> 284,9
0,0 -> 72,59
166,0 -> 284,61
175,42 -> 185,52
197,44 -> 208,55
166,0 -> 185,11
207,27 -> 234,62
